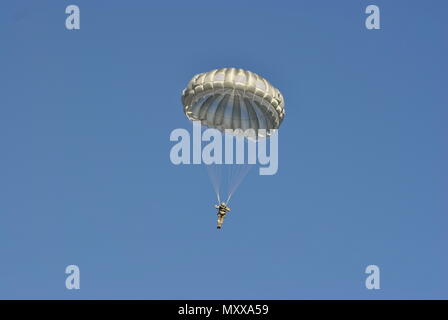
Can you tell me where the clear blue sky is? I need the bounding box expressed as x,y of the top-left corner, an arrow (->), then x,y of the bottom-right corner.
0,0 -> 447,299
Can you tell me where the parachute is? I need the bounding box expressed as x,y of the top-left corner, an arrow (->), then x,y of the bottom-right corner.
181,68 -> 285,204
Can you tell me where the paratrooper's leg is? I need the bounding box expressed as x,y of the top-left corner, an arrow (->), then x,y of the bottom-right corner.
217,214 -> 224,229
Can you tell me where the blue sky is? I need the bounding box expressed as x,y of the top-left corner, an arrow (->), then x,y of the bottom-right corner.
0,0 -> 447,299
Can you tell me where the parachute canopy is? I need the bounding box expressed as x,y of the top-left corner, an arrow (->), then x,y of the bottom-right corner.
182,68 -> 285,138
